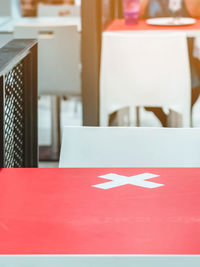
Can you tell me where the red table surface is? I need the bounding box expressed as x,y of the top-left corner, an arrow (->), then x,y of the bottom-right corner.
0,168 -> 200,255
106,19 -> 200,32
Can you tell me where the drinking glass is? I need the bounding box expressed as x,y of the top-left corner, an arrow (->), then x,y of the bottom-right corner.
168,0 -> 183,24
123,0 -> 140,25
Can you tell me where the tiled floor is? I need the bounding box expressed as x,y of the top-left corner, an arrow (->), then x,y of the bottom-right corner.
39,95 -> 200,168
39,161 -> 59,168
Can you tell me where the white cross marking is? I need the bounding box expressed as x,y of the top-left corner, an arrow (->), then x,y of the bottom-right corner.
93,173 -> 164,190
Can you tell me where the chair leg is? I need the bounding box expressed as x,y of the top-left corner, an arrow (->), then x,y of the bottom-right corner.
168,109 -> 191,128
109,107 -> 130,126
51,96 -> 61,156
191,86 -> 200,127
136,107 -> 140,127
74,97 -> 80,114
191,86 -> 200,108
144,107 -> 167,127
109,111 -> 118,126
167,110 -> 182,127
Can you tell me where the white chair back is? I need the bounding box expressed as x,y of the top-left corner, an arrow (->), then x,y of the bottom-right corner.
59,127 -> 200,167
14,23 -> 81,96
100,32 -> 191,127
38,4 -> 80,17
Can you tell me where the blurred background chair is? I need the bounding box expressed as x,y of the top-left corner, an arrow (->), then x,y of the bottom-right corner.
100,32 -> 191,127
59,127 -> 200,167
14,22 -> 81,160
20,0 -> 81,17
0,0 -> 11,16
37,3 -> 80,17
0,0 -> 12,47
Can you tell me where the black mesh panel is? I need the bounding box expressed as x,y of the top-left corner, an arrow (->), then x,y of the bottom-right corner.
4,61 -> 24,168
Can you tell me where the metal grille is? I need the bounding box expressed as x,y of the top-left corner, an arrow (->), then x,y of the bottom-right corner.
4,61 -> 24,168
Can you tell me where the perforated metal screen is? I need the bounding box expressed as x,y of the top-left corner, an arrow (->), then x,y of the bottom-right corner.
4,61 -> 25,168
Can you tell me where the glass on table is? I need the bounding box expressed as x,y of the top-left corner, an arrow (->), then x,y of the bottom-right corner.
168,0 -> 183,24
123,0 -> 140,25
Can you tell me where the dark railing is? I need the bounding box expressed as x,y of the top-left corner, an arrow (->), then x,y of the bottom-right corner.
0,39 -> 38,168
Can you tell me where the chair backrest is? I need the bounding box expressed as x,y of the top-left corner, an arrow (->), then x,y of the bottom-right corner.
14,23 -> 81,96
100,32 -> 191,125
38,4 -> 80,17
59,127 -> 200,167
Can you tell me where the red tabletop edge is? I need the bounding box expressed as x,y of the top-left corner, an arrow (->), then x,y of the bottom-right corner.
105,19 -> 200,32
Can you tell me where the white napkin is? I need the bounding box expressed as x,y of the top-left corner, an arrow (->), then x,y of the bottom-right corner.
193,37 -> 200,61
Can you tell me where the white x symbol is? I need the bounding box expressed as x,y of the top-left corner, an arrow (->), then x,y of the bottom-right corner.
93,173 -> 164,190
